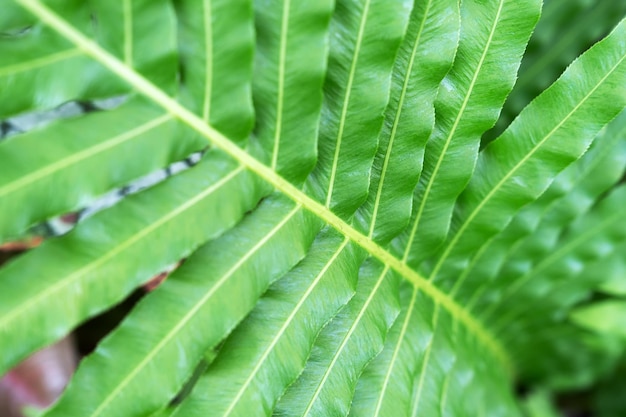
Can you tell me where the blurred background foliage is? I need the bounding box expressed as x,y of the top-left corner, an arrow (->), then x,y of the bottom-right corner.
503,0 -> 626,415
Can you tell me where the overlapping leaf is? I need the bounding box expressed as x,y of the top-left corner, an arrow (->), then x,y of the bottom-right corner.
453,109 -> 626,308
0,151 -> 262,375
487,0 -> 626,141
431,17 -> 626,291
175,0 -> 255,145
44,195 -> 317,417
394,0 -> 540,267
1,1 -> 626,416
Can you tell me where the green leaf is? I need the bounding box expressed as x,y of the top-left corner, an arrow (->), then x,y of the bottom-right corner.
87,0 -> 179,93
172,230 -> 359,416
0,98 -> 204,242
355,0 -> 459,245
431,17 -> 626,290
175,0 -> 255,145
43,195 -> 316,417
397,0 -> 541,267
453,108 -> 626,308
488,183 -> 626,331
0,152 -> 261,374
274,261 -> 399,417
0,0 -> 31,30
250,0 -> 333,183
571,300 -> 626,340
348,282 -> 430,417
488,0 -> 626,141
596,243 -> 626,296
522,390 -> 561,417
0,0 -> 177,116
350,280 -> 521,417
2,0 -> 626,415
489,184 -> 626,387
307,0 -> 411,219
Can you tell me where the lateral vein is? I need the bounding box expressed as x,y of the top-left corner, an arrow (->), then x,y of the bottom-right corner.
13,0 -> 512,374
0,48 -> 82,77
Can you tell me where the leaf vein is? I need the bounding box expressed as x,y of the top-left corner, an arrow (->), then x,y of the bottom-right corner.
0,165 -> 245,331
14,0 -> 512,373
430,48 -> 626,282
368,0 -> 432,238
222,237 -> 349,417
0,115 -> 172,199
325,0 -> 371,207
403,0 -> 505,262
89,202 -> 301,417
0,48 -> 82,77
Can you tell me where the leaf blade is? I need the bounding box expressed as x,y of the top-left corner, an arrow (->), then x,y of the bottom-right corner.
0,99 -> 205,242
0,152 -> 260,374
42,196 -> 315,417
398,0 -> 541,267
355,0 -> 459,245
173,231 -> 359,417
432,17 -> 626,287
250,0 -> 333,183
176,0 -> 255,145
307,0 -> 411,219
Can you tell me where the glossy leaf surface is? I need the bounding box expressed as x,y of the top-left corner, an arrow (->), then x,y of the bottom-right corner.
0,1 -> 625,416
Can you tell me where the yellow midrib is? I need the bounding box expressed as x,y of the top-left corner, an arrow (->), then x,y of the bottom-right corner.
13,0 -> 512,373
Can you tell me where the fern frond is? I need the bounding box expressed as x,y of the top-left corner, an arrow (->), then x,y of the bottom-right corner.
2,1 -> 626,416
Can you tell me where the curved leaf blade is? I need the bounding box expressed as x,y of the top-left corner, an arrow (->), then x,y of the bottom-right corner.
349,282 -> 432,417
455,108 -> 626,306
274,261 -> 399,417
355,0 -> 459,245
175,0 -> 255,145
0,0 -> 177,116
0,99 -> 204,242
0,152 -> 260,374
307,0 -> 411,219
488,0 -> 626,140
399,0 -> 541,267
432,18 -> 626,287
173,231 -> 359,417
42,196 -> 315,417
250,0 -> 333,183
492,185 -> 626,387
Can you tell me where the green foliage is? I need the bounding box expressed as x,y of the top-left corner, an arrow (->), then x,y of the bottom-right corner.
1,0 -> 625,416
